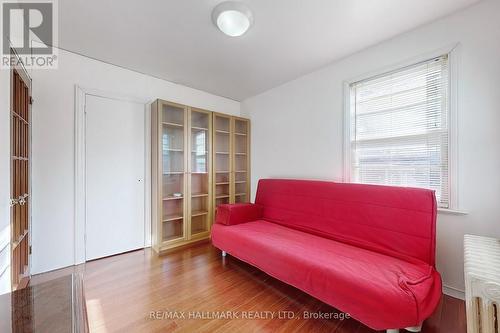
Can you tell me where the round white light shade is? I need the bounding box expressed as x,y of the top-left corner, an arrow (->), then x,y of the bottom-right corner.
212,2 -> 253,37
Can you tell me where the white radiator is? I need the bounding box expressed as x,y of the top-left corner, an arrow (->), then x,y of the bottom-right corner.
464,235 -> 500,333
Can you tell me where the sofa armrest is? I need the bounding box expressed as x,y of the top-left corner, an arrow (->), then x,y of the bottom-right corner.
215,203 -> 263,226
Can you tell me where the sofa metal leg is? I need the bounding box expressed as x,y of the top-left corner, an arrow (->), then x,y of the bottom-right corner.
386,324 -> 421,333
405,324 -> 422,332
221,251 -> 227,257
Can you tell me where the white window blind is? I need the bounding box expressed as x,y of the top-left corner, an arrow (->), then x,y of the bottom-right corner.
349,55 -> 450,207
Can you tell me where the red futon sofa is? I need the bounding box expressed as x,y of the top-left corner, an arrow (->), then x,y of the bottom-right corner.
211,179 -> 442,332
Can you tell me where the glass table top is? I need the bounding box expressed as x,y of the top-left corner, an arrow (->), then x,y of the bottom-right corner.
0,273 -> 88,333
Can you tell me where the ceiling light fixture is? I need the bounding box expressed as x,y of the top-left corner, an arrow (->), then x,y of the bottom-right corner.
212,1 -> 253,37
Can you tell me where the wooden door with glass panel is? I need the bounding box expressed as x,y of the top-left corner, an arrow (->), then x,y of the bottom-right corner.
160,102 -> 187,243
11,67 -> 31,290
189,108 -> 212,238
232,117 -> 250,203
213,114 -> 232,210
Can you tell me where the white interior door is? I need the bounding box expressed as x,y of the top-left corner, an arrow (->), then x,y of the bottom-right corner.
85,94 -> 145,261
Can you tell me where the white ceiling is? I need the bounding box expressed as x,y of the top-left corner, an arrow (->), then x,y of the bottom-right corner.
59,0 -> 480,101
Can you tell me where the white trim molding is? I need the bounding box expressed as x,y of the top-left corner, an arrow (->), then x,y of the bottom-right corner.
443,284 -> 465,300
438,208 -> 468,215
74,86 -> 152,265
447,45 -> 460,212
343,43 -> 462,210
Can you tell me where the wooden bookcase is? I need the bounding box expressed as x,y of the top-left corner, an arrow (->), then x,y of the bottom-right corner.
231,116 -> 251,204
213,113 -> 251,208
152,100 -> 250,253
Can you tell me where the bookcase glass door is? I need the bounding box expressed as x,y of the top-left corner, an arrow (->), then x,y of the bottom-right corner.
152,99 -> 251,253
233,118 -> 249,203
161,103 -> 186,242
214,114 -> 231,209
190,109 -> 210,236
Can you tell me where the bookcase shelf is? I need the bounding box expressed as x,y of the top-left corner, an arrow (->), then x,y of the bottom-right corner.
163,195 -> 183,201
213,114 -> 251,208
162,122 -> 183,128
191,210 -> 209,217
163,214 -> 183,222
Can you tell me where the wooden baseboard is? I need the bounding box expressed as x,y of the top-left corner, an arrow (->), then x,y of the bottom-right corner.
157,238 -> 210,255
443,284 -> 465,300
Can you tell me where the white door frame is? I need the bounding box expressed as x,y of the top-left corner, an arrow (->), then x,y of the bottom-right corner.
74,86 -> 152,264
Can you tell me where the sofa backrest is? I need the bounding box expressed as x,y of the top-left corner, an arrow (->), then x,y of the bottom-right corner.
255,179 -> 437,266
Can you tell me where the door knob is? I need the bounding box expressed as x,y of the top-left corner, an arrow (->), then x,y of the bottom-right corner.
18,193 -> 28,206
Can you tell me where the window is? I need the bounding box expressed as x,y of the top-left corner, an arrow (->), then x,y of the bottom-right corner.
346,55 -> 451,208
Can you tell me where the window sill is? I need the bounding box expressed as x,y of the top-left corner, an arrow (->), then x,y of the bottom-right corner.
438,208 -> 468,215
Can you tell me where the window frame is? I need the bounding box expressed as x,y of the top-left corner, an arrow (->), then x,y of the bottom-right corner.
343,45 -> 461,212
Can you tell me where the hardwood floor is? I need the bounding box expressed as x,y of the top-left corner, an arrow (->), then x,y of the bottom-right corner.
31,243 -> 466,333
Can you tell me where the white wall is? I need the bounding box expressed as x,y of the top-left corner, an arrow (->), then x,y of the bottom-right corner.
30,48 -> 240,274
0,61 -> 11,295
242,0 -> 500,296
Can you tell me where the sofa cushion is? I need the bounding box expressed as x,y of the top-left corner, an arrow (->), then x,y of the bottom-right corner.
211,220 -> 442,330
215,203 -> 263,225
255,179 -> 437,266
